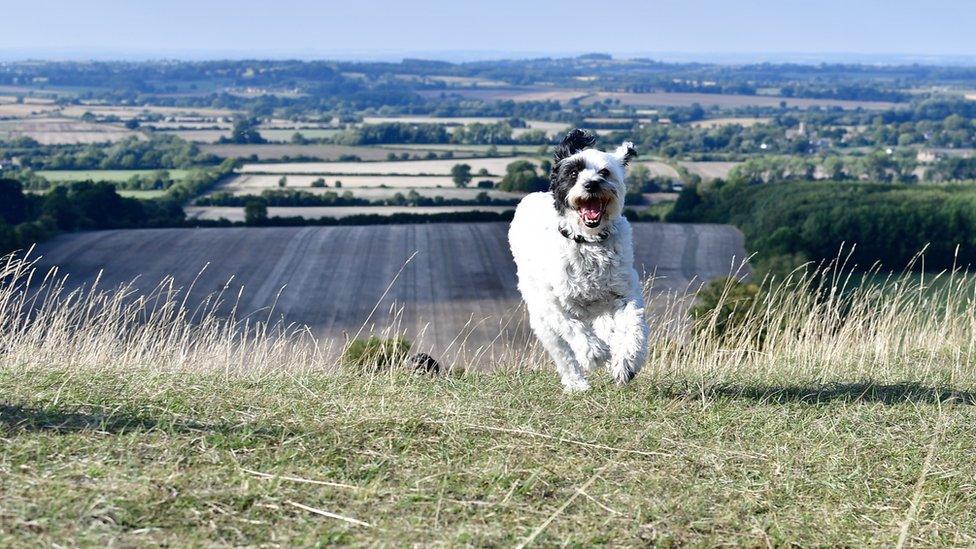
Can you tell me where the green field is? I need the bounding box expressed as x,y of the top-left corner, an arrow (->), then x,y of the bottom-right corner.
260,128 -> 342,142
115,189 -> 169,199
1,368 -> 972,546
36,169 -> 192,183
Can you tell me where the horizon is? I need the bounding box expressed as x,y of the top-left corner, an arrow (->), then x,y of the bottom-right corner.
4,49 -> 976,67
4,0 -> 976,65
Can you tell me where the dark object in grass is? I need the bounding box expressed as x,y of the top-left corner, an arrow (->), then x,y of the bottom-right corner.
403,353 -> 441,376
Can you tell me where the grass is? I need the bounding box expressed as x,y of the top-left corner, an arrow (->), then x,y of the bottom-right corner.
2,252 -> 976,544
2,368 -> 974,546
35,169 -> 191,183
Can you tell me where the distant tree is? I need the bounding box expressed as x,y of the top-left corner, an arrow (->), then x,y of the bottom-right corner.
334,180 -> 342,188
311,178 -> 327,188
0,221 -> 18,255
290,132 -> 309,145
625,164 -> 652,191
498,160 -> 547,193
451,163 -> 472,187
278,176 -> 287,188
244,199 -> 268,225
124,118 -> 140,129
539,159 -> 552,178
0,179 -> 29,225
225,118 -> 266,144
476,180 -> 494,189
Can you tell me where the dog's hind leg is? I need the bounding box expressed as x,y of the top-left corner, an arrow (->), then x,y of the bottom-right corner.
606,299 -> 649,385
529,313 -> 590,392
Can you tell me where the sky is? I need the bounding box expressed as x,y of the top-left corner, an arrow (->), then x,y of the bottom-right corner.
2,0 -> 975,63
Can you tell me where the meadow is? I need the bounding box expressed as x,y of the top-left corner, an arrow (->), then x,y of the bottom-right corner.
36,169 -> 192,183
2,251 -> 975,545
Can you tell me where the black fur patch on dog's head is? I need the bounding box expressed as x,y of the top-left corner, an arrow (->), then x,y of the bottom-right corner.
550,129 -> 597,204
552,128 -> 597,165
550,156 -> 586,214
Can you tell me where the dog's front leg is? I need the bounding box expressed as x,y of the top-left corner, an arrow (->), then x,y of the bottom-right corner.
607,299 -> 649,385
528,313 -> 590,392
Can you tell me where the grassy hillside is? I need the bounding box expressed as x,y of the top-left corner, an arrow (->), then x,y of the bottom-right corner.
2,368 -> 973,546
3,247 -> 976,544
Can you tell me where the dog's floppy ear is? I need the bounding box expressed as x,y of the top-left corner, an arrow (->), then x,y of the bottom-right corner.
612,141 -> 637,166
552,128 -> 596,164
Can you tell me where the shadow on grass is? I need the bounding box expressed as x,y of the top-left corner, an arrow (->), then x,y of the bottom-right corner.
0,403 -> 209,434
690,382 -> 975,405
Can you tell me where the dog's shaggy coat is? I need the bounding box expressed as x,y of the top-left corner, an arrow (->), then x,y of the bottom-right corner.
509,129 -> 649,392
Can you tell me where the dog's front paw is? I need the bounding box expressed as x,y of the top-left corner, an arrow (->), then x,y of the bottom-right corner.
610,363 -> 639,386
561,376 -> 590,393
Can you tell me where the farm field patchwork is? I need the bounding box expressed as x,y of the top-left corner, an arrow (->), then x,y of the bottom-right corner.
690,117 -> 772,128
239,157 -> 540,175
0,102 -> 62,117
36,169 -> 192,183
417,86 -> 590,103
201,144 -> 481,161
0,117 -> 141,144
156,129 -> 230,143
634,160 -> 681,180
416,87 -> 901,109
580,91 -> 901,110
210,179 -> 516,200
678,161 -> 741,181
59,104 -> 236,119
376,143 -> 544,154
259,128 -> 342,142
115,189 -> 168,199
184,205 -> 517,222
216,174 -> 500,191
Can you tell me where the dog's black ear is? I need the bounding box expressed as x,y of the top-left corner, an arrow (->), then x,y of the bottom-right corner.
552,128 -> 596,164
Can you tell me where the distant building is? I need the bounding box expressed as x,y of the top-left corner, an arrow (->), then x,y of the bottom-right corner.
916,149 -> 943,164
785,122 -> 807,140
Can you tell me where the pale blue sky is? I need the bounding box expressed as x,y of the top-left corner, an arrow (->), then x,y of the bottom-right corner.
2,0 -> 974,62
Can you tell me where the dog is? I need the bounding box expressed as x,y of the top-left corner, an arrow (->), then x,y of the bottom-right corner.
509,129 -> 649,392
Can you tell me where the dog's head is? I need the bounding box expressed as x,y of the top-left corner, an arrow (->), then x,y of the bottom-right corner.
550,128 -> 636,235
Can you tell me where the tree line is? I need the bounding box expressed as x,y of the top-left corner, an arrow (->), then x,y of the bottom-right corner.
667,179 -> 976,273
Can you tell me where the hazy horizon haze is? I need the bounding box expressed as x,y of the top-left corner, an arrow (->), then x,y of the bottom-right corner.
2,0 -> 975,64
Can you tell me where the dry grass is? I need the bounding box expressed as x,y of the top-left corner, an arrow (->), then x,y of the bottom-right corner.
2,251 -> 976,544
4,247 -> 976,392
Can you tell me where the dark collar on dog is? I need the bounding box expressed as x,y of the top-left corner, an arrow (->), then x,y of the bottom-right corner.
559,225 -> 610,243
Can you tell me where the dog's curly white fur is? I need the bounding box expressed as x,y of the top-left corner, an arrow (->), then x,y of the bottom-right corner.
509,129 -> 649,392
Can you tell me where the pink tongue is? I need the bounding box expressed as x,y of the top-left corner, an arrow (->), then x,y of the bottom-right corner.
580,199 -> 603,221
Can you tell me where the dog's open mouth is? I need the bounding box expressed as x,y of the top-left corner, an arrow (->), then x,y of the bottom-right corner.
578,197 -> 606,228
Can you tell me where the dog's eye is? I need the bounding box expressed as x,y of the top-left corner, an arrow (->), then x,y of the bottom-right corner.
598,168 -> 610,178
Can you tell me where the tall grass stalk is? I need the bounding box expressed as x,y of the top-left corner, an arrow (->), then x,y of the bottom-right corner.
2,250 -> 975,390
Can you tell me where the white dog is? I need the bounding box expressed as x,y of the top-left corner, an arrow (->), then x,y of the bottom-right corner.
509,129 -> 648,392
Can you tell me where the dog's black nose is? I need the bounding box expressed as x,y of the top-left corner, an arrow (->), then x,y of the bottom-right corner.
584,180 -> 599,192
